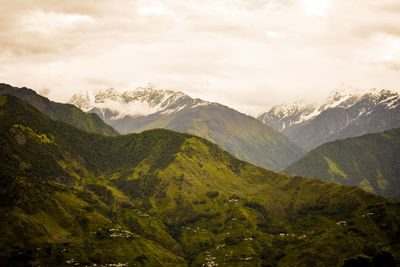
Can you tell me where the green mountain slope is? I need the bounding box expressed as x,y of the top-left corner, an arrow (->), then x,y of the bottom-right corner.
1,95 -> 400,266
0,83 -> 119,136
284,129 -> 400,200
112,103 -> 304,171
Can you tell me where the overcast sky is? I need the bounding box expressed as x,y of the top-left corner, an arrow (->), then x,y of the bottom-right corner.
1,0 -> 399,113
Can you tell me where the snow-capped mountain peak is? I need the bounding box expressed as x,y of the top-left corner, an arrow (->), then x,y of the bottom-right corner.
257,87 -> 400,150
260,88 -> 399,128
269,101 -> 316,119
69,86 -> 209,119
258,101 -> 316,131
94,88 -> 120,103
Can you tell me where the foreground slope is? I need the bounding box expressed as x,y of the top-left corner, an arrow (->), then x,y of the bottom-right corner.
258,88 -> 400,151
284,128 -> 400,200
70,87 -> 304,171
1,95 -> 400,266
0,83 -> 119,136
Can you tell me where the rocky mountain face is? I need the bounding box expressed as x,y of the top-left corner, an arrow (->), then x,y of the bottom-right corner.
0,83 -> 119,136
1,94 -> 400,266
258,88 -> 400,151
70,87 -> 304,171
284,128 -> 400,200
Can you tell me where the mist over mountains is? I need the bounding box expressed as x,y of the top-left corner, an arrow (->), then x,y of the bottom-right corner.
67,84 -> 400,202
2,0 -> 400,266
69,86 -> 304,171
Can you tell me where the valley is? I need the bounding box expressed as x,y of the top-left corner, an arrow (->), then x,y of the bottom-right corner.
0,94 -> 399,266
2,1 -> 399,266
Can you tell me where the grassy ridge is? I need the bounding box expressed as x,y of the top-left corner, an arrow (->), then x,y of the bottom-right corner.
0,95 -> 399,266
0,83 -> 119,136
284,128 -> 400,200
106,102 -> 304,171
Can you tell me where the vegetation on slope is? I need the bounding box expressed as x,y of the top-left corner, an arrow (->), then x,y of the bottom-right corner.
284,129 -> 400,200
110,103 -> 304,171
0,83 -> 119,136
0,95 -> 399,266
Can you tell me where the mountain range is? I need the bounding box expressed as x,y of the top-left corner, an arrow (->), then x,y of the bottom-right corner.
1,94 -> 399,266
257,88 -> 400,151
69,86 -> 304,171
284,128 -> 400,200
0,83 -> 119,136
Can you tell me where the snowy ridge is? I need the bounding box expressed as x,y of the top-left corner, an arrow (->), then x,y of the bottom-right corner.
257,87 -> 400,151
259,88 -> 400,131
269,101 -> 316,119
69,86 -> 209,119
259,101 -> 316,131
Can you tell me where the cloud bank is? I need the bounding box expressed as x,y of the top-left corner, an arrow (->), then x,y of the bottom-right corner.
1,0 -> 399,112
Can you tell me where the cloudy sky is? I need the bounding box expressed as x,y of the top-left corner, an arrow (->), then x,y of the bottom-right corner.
1,0 -> 400,113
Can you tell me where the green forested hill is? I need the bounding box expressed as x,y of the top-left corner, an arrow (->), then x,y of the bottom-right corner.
284,129 -> 400,200
130,103 -> 305,172
75,88 -> 305,172
0,83 -> 119,136
0,94 -> 399,266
